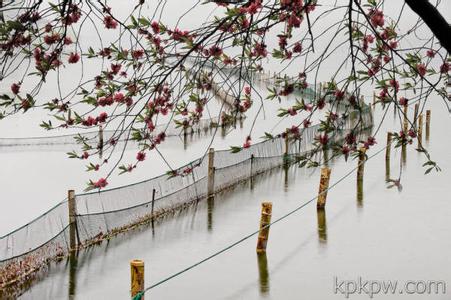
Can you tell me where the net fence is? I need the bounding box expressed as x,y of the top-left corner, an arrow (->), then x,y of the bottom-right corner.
0,116 -> 223,149
0,103 -> 373,291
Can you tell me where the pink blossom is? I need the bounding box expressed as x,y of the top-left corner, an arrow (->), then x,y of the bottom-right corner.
11,83 -> 20,95
97,112 -> 108,123
94,178 -> 108,188
416,63 -> 426,77
68,52 -> 80,64
399,97 -> 408,106
136,151 -> 146,161
104,15 -> 118,29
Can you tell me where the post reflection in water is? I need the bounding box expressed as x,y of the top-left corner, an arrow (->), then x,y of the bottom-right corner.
221,124 -> 227,138
68,251 -> 78,299
357,178 -> 364,207
284,165 -> 289,191
401,144 -> 407,167
316,209 -> 327,243
385,157 -> 391,183
207,196 -> 214,231
257,252 -> 270,296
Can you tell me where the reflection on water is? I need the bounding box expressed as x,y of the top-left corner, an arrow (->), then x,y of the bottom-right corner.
256,252 -> 269,296
207,196 -> 215,231
316,209 -> 327,244
401,144 -> 407,167
357,177 -> 364,207
284,165 -> 289,191
68,251 -> 78,299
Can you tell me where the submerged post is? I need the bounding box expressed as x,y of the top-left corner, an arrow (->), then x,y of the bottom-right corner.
68,190 -> 77,252
130,260 -> 144,299
256,202 -> 272,253
426,110 -> 431,141
207,148 -> 215,197
316,167 -> 331,209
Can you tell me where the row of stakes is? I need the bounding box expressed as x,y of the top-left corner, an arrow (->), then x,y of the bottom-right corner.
63,105 -> 431,299
128,106 -> 432,299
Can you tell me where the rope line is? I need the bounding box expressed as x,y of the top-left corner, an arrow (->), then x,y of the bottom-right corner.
132,144 -> 388,300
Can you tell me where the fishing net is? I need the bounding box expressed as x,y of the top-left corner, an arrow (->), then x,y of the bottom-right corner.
0,88 -> 373,291
0,117 -> 222,150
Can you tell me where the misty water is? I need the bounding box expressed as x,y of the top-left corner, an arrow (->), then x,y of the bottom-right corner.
0,1 -> 450,299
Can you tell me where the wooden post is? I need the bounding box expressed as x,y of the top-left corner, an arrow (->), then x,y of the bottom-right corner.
385,132 -> 392,182
426,110 -> 431,141
357,148 -> 366,204
130,260 -> 144,299
414,103 -> 419,126
418,113 -> 423,146
256,202 -> 272,253
207,148 -> 215,197
316,167 -> 331,209
68,190 -> 77,252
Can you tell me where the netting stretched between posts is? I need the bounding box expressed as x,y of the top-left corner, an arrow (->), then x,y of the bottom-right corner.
0,104 -> 373,290
0,116 -> 222,149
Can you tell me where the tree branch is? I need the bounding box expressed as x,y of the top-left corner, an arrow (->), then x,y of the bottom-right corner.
405,0 -> 451,53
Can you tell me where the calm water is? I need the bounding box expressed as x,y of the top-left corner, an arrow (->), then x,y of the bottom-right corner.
0,1 -> 450,299
15,98 -> 451,299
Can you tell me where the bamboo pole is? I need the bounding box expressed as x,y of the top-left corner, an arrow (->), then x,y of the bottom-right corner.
68,190 -> 77,252
130,260 -> 144,299
316,167 -> 331,209
207,148 -> 215,198
426,110 -> 431,141
256,202 -> 272,253
357,147 -> 366,204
